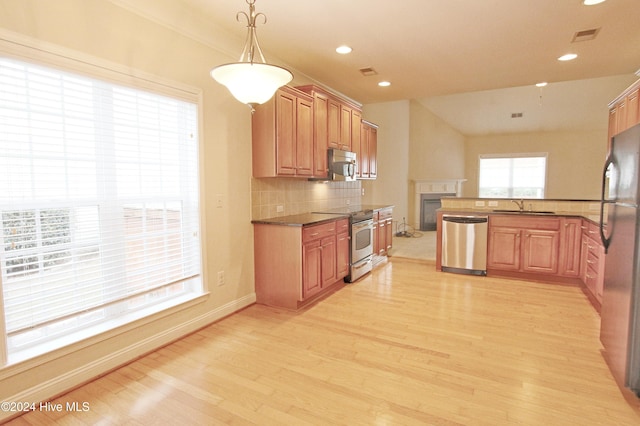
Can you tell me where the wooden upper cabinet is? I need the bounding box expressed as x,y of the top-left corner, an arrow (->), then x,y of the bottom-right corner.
252,86 -> 314,178
359,120 -> 378,180
275,89 -> 297,175
327,98 -> 341,149
608,79 -> 640,146
295,96 -> 313,176
626,87 -> 640,129
312,92 -> 329,177
296,84 -> 363,153
340,105 -> 352,151
369,126 -> 378,179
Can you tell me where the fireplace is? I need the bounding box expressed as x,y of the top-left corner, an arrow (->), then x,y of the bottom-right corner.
413,179 -> 466,230
420,193 -> 454,231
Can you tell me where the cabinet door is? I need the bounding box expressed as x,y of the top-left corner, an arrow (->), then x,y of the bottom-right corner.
617,98 -> 628,134
488,227 -> 521,270
559,218 -> 582,277
276,90 -> 297,175
368,127 -> 378,179
627,88 -> 640,129
359,123 -> 370,178
377,217 -> 386,256
313,93 -> 329,177
608,107 -> 618,152
385,218 -> 393,253
372,213 -> 379,255
522,230 -> 559,274
328,99 -> 341,149
321,236 -> 337,287
337,231 -> 350,278
351,110 -> 362,177
295,96 -> 313,176
340,105 -> 352,151
302,239 -> 322,298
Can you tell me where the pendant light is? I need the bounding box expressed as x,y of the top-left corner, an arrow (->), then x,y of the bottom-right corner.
210,0 -> 293,110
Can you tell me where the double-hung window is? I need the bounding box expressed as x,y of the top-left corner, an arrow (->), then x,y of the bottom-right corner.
478,154 -> 547,198
0,56 -> 203,363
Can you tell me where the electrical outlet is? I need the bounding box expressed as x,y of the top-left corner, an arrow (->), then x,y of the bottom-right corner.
346,199 -> 350,205
276,205 -> 284,213
217,270 -> 225,286
216,194 -> 223,208
488,201 -> 499,207
475,200 -> 485,207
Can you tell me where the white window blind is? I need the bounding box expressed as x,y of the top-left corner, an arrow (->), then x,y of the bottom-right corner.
0,57 -> 202,361
478,154 -> 547,198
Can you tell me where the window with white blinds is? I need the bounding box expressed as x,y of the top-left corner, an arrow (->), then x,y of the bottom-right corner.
0,57 -> 202,362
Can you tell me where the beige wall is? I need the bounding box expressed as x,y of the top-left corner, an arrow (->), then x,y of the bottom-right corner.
464,130 -> 608,199
361,101 -> 411,226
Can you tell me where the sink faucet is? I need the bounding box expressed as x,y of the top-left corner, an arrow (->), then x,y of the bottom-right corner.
511,199 -> 525,212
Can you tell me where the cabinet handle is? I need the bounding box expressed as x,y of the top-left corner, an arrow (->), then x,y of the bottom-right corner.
587,259 -> 595,264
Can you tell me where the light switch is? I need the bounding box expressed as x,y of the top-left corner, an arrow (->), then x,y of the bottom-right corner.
216,194 -> 223,208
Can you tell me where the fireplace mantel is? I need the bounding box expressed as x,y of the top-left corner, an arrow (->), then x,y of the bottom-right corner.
413,179 -> 466,229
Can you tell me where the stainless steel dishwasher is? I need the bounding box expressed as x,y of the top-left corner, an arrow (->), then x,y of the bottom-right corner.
441,215 -> 488,276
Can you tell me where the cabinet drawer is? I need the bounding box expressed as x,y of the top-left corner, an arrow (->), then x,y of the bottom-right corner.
586,221 -> 600,240
586,250 -> 600,274
491,215 -> 560,230
378,208 -> 393,221
303,221 -> 336,242
336,218 -> 349,235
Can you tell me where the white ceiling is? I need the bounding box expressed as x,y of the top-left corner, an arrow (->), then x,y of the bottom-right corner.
113,0 -> 640,135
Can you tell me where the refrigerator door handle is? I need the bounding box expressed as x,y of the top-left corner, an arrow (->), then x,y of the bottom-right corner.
600,154 -> 614,253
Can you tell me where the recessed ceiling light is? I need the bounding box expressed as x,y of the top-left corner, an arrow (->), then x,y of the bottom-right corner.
336,45 -> 352,54
378,81 -> 391,87
583,0 -> 606,5
536,82 -> 548,87
558,53 -> 578,61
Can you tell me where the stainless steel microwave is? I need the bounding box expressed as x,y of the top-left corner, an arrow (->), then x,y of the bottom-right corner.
328,148 -> 356,181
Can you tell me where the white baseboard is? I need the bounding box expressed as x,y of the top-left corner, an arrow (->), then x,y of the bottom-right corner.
0,293 -> 256,423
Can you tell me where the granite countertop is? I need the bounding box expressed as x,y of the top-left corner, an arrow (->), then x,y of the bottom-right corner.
251,212 -> 350,227
252,204 -> 395,227
437,207 -> 602,224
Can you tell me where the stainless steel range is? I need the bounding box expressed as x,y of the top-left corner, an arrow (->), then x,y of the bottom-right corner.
313,206 -> 374,282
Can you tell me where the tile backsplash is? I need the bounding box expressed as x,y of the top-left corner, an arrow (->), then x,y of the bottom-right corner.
251,178 -> 362,220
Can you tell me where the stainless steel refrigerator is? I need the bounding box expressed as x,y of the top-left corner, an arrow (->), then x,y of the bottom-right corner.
600,123 -> 640,397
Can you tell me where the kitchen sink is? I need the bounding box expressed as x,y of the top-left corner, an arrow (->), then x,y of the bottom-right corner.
492,209 -> 556,215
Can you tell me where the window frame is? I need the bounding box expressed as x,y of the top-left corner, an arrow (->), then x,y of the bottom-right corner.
0,32 -> 207,366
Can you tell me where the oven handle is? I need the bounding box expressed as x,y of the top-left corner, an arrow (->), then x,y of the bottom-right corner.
351,218 -> 374,230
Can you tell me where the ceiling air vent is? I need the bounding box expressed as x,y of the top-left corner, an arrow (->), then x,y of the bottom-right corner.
572,28 -> 600,42
359,67 -> 378,76
511,112 -> 524,118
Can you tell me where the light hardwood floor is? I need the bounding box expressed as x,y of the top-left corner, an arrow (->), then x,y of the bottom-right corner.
7,258 -> 640,425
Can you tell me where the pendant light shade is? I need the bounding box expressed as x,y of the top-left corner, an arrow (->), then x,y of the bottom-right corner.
210,0 -> 293,109
211,62 -> 292,106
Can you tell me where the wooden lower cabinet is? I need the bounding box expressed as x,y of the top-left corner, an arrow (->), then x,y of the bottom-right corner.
254,218 -> 348,310
559,218 -> 582,277
580,219 -> 605,309
487,215 -> 582,283
373,207 -> 393,261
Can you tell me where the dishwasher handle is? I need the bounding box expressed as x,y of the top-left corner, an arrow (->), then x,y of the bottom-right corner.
442,215 -> 488,224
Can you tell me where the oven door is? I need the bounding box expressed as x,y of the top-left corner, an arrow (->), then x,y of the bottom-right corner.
352,219 -> 374,263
